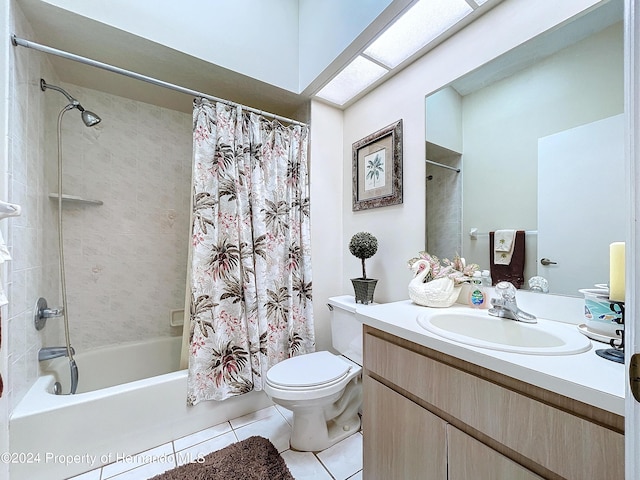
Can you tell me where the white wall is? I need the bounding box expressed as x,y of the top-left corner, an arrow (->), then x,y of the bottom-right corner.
40,0 -> 407,95
40,0 -> 301,92
462,22 -> 623,279
309,100 -> 344,351
321,0 -> 604,303
426,87 -> 462,153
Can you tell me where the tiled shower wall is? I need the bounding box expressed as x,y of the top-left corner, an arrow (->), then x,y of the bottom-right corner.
7,2 -> 193,411
6,2 -> 61,411
50,83 -> 192,351
425,154 -> 462,261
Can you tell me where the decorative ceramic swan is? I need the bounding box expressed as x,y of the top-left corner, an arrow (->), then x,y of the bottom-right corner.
408,259 -> 461,308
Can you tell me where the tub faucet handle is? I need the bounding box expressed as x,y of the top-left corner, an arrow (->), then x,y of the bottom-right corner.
34,297 -> 64,331
42,307 -> 64,318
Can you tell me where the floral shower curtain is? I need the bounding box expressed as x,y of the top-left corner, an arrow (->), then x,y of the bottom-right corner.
186,98 -> 315,405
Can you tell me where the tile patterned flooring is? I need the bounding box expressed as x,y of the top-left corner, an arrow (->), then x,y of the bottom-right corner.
67,405 -> 363,480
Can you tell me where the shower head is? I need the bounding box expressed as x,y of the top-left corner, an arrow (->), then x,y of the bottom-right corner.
80,109 -> 101,127
40,78 -> 101,127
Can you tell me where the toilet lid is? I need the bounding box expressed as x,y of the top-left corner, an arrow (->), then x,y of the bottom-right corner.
267,351 -> 351,388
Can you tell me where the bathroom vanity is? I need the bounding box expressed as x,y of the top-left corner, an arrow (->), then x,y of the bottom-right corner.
358,301 -> 625,480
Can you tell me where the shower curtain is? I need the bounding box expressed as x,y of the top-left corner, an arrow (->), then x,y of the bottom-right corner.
186,98 -> 315,405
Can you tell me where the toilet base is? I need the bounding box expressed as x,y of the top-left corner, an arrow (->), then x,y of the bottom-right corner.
284,378 -> 362,452
290,409 -> 361,452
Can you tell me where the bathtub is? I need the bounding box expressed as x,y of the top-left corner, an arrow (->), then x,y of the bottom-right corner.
9,336 -> 273,480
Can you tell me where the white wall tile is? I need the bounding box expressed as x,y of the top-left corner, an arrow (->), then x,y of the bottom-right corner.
54,82 -> 192,351
6,2 -> 59,410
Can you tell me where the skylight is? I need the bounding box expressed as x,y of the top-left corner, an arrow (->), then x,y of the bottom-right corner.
315,0 -> 492,106
364,0 -> 473,69
315,56 -> 389,106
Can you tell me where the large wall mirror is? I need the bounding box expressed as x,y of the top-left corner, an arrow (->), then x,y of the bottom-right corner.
425,0 -> 624,297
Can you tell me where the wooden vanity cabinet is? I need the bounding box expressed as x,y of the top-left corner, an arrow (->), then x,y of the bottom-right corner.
362,326 -> 624,480
363,376 -> 447,479
447,425 -> 544,480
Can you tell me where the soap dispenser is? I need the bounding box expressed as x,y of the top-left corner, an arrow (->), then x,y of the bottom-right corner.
469,271 -> 487,309
481,270 -> 492,287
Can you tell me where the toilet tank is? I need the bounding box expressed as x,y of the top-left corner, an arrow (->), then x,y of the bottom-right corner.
328,295 -> 368,365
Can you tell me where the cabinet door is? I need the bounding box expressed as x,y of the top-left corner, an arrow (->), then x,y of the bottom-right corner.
363,376 -> 447,480
447,425 -> 543,480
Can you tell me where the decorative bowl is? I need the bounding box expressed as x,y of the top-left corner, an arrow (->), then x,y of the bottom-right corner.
578,288 -> 623,336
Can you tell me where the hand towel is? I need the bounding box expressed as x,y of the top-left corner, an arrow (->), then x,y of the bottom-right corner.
0,231 -> 12,306
0,231 -> 10,263
0,285 -> 7,307
489,230 -> 526,289
494,229 -> 516,265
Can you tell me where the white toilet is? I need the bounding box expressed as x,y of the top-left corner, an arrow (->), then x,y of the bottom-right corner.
264,295 -> 364,452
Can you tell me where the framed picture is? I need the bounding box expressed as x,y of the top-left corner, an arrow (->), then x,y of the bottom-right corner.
352,119 -> 403,211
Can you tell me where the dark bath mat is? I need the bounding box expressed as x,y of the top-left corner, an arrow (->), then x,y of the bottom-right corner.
150,435 -> 294,480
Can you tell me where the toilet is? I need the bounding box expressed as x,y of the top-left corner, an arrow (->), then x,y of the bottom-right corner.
264,295 -> 365,452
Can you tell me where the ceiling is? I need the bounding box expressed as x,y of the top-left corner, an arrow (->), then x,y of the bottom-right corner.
15,0 -> 311,120
14,0 -> 623,121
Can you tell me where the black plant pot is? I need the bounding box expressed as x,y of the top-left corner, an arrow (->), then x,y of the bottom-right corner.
351,278 -> 378,305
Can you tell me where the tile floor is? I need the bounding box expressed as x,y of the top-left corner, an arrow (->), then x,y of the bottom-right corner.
67,405 -> 363,480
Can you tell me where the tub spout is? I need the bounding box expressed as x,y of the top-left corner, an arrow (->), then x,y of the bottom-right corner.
38,346 -> 74,361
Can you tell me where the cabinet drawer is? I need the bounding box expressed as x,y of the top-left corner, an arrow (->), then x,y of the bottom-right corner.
364,332 -> 624,480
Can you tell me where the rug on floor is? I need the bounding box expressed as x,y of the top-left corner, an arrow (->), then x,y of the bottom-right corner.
150,436 -> 295,480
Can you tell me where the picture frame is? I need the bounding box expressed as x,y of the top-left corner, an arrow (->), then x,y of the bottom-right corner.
352,119 -> 403,211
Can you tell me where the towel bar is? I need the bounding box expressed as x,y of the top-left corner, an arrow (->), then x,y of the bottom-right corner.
469,228 -> 538,240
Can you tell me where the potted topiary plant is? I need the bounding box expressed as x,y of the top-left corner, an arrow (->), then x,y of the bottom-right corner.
349,232 -> 378,304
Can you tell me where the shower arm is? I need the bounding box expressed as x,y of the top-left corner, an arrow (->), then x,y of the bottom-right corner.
40,79 -> 83,110
41,78 -> 101,127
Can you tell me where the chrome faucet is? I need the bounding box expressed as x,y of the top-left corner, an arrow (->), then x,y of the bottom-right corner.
38,348 -> 79,394
488,282 -> 537,324
34,297 -> 64,331
38,346 -> 75,361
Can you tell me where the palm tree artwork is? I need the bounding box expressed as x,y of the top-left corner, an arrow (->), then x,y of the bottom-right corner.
364,149 -> 385,190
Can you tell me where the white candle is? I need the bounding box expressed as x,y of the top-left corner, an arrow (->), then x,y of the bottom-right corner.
609,242 -> 625,302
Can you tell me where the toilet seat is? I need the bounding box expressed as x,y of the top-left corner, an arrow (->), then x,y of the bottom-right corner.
266,351 -> 351,390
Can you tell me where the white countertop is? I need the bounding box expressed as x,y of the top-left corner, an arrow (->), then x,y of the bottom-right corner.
355,299 -> 625,416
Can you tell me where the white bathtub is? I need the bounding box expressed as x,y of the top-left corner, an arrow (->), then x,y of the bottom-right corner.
9,336 -> 273,480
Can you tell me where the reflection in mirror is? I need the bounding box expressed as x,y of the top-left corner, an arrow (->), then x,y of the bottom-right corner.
425,0 -> 624,297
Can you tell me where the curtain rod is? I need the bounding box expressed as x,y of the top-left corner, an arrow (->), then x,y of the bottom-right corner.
11,35 -> 308,127
425,159 -> 461,173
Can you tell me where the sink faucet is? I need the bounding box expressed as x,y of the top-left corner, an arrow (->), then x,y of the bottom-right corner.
38,346 -> 75,361
488,282 -> 537,324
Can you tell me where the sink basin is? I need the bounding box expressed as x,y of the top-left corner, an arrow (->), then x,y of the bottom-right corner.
416,311 -> 592,355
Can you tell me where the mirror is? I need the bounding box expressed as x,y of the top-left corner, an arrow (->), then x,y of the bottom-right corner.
425,0 -> 624,297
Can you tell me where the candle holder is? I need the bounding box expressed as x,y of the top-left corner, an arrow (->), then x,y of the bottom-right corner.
595,300 -> 624,364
